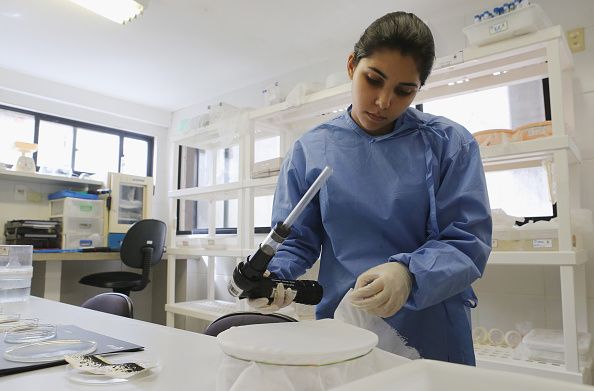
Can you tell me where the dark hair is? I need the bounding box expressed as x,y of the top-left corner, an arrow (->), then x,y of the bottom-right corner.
353,12 -> 435,86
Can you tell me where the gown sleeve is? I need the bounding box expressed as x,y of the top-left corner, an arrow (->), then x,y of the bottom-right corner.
389,137 -> 492,310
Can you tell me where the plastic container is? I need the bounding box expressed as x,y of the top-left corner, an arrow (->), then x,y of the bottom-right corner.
251,157 -> 283,179
463,3 -> 552,47
505,330 -> 523,348
62,233 -> 103,249
511,120 -> 553,142
50,198 -> 105,219
488,328 -> 505,346
472,327 -> 488,345
472,129 -> 513,147
0,245 -> 33,303
51,216 -> 104,249
48,191 -> 98,201
523,329 -> 591,354
492,225 -> 558,251
55,216 -> 103,236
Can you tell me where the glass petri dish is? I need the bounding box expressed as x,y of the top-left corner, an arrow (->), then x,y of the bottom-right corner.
4,339 -> 97,363
66,356 -> 160,385
4,323 -> 57,344
0,318 -> 38,332
0,313 -> 21,323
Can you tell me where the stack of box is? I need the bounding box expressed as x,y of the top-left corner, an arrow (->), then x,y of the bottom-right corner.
4,220 -> 60,248
516,329 -> 592,368
251,157 -> 283,179
49,197 -> 105,249
0,245 -> 33,303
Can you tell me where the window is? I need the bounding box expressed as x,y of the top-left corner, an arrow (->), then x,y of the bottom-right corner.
177,134 -> 284,235
75,128 -> 119,179
0,108 -> 35,166
254,136 -> 280,163
421,79 -> 551,217
122,137 -> 149,176
422,79 -> 546,132
177,145 -> 239,234
0,104 -> 153,180
37,121 -> 74,172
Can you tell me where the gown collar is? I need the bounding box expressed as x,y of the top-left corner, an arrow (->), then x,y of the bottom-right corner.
344,105 -> 408,142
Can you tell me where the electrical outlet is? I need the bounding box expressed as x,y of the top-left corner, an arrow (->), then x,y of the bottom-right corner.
14,185 -> 27,201
567,27 -> 585,53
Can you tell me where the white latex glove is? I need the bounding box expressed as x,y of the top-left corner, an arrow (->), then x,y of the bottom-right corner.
350,262 -> 412,318
248,278 -> 296,314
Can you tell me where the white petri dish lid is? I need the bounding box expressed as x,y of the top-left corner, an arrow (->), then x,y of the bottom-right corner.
4,324 -> 57,344
0,313 -> 21,323
4,339 -> 96,363
217,318 -> 378,366
0,318 -> 37,332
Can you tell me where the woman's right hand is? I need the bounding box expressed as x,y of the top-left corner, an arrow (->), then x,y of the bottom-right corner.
248,281 -> 296,314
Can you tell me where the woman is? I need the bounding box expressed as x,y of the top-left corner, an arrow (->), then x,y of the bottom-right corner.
250,11 -> 492,365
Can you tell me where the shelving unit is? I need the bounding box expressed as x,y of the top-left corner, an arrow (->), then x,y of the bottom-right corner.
165,25 -> 588,383
0,169 -> 104,188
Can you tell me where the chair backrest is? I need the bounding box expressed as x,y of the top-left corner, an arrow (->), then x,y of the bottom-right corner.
81,292 -> 134,318
120,219 -> 167,269
204,311 -> 298,337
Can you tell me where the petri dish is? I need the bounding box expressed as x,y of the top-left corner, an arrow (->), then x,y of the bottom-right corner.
0,318 -> 38,332
4,339 -> 97,363
0,313 -> 21,323
66,355 -> 160,385
4,323 -> 57,344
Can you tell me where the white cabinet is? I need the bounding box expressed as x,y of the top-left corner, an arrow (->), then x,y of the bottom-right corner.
165,25 -> 588,383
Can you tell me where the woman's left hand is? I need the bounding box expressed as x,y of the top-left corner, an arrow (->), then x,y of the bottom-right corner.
350,262 -> 412,318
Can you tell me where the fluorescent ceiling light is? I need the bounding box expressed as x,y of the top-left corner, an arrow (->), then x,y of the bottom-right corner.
69,0 -> 145,24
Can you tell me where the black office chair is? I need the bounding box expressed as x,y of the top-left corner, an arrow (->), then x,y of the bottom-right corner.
204,311 -> 298,337
81,292 -> 134,318
79,219 -> 166,297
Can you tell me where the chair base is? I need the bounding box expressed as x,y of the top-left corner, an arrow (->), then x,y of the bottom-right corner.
79,271 -> 147,297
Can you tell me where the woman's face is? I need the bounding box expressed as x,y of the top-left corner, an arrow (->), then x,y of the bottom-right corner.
347,49 -> 420,136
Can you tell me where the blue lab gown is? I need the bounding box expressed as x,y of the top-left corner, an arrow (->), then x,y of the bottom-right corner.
267,106 -> 492,365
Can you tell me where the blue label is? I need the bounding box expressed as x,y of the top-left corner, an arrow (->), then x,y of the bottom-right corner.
79,240 -> 93,247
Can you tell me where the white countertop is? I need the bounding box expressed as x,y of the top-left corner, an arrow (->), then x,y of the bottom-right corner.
0,296 -> 223,390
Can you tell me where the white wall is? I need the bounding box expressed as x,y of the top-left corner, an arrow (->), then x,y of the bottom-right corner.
168,0 -> 594,376
0,68 -> 172,323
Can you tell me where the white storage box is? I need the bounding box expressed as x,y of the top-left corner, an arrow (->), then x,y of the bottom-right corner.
54,216 -> 103,236
332,359 -> 593,391
61,233 -> 103,249
51,216 -> 104,249
0,245 -> 33,303
50,198 -> 104,219
463,4 -> 552,47
251,157 -> 283,179
523,328 -> 591,354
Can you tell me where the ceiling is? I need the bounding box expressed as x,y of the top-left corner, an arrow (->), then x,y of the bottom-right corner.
0,0 -> 480,112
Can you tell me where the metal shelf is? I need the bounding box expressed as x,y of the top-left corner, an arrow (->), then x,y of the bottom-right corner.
0,169 -> 103,187
168,176 -> 278,201
480,136 -> 581,168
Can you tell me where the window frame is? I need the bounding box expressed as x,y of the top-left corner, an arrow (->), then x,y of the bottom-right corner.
0,104 -> 154,177
176,145 -> 243,236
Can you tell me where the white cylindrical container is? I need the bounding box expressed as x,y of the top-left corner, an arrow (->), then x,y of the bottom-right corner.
472,327 -> 489,345
505,330 -> 523,348
488,328 -> 505,346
